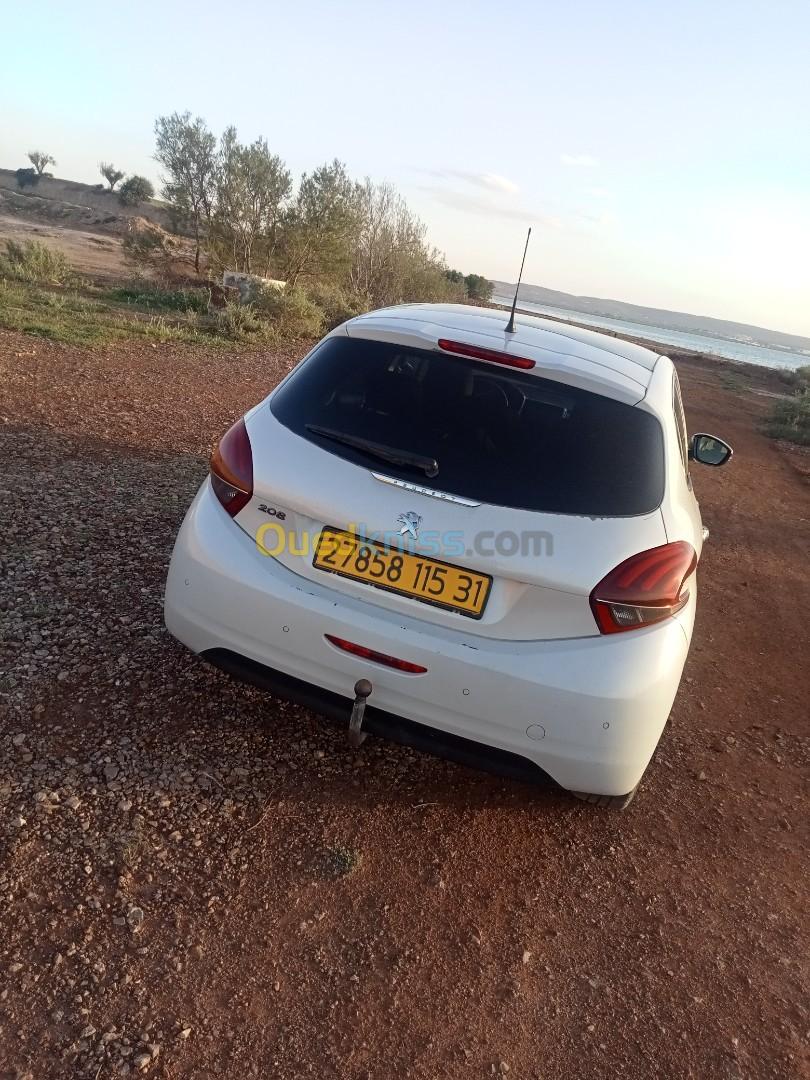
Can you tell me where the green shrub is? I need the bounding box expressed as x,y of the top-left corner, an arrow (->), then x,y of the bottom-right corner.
0,240 -> 73,284
119,175 -> 156,207
108,282 -> 210,314
767,391 -> 810,446
15,167 -> 39,190
122,231 -> 165,261
212,301 -> 269,341
775,366 -> 810,399
121,227 -> 172,273
304,281 -> 368,330
464,272 -> 493,301
256,285 -> 325,338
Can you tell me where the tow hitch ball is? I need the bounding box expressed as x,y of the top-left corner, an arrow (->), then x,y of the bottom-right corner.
348,679 -> 372,748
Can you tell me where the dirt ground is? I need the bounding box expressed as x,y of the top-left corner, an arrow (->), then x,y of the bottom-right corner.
0,215 -> 129,282
0,329 -> 807,1079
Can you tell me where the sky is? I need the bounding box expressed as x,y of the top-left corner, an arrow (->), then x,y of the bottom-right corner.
3,0 -> 809,336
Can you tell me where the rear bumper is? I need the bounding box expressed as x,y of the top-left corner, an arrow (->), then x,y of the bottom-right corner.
203,647 -> 557,787
164,482 -> 691,796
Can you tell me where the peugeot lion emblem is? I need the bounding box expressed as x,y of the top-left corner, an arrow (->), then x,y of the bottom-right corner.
397,511 -> 422,540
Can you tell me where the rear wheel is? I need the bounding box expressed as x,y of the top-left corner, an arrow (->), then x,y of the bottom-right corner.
570,783 -> 639,810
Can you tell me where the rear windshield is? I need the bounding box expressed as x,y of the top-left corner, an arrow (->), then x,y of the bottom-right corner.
270,337 -> 664,516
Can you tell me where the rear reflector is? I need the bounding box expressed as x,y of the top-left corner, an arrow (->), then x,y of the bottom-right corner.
590,541 -> 697,634
210,417 -> 253,517
325,634 -> 428,674
438,338 -> 535,370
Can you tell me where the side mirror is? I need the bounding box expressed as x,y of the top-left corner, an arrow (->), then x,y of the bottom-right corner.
689,433 -> 733,467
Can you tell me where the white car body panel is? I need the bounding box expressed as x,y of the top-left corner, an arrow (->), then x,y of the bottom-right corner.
643,357 -> 704,548
236,416 -> 670,641
165,303 -> 712,799
166,481 -> 690,796
344,305 -> 659,404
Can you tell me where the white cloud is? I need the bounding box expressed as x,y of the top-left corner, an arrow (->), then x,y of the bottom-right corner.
424,168 -> 519,195
477,173 -> 519,194
561,153 -> 598,167
586,186 -> 611,198
418,185 -> 561,228
415,168 -> 564,232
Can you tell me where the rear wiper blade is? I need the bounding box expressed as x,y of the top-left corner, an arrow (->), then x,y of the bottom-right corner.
306,424 -> 439,478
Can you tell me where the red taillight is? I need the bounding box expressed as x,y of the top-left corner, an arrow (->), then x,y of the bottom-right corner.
210,417 -> 253,517
438,338 -> 535,370
590,541 -> 697,634
325,634 -> 428,674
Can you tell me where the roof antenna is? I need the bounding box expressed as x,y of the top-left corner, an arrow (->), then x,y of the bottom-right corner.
504,226 -> 532,334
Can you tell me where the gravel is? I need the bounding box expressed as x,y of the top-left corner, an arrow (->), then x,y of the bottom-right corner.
0,329 -> 808,1078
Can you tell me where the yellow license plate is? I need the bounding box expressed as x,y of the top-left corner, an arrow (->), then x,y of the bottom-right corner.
313,528 -> 491,619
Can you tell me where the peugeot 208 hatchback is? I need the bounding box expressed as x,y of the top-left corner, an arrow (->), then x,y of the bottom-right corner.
164,304 -> 732,807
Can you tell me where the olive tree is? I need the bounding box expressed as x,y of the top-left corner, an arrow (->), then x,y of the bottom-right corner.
280,160 -> 361,286
211,128 -> 292,274
154,112 -> 217,274
99,162 -> 125,191
348,179 -> 462,307
28,150 -> 56,175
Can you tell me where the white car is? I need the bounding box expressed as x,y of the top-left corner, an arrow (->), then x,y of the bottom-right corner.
164,304 -> 732,807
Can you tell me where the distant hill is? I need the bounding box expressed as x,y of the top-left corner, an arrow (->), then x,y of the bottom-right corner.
0,168 -> 176,235
492,280 -> 810,354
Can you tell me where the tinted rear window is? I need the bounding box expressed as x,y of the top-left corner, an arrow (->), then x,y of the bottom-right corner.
270,337 -> 664,516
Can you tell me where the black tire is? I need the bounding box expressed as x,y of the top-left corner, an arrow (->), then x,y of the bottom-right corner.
570,783 -> 639,809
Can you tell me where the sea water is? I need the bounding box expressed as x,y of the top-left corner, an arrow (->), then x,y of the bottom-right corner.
491,295 -> 808,371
